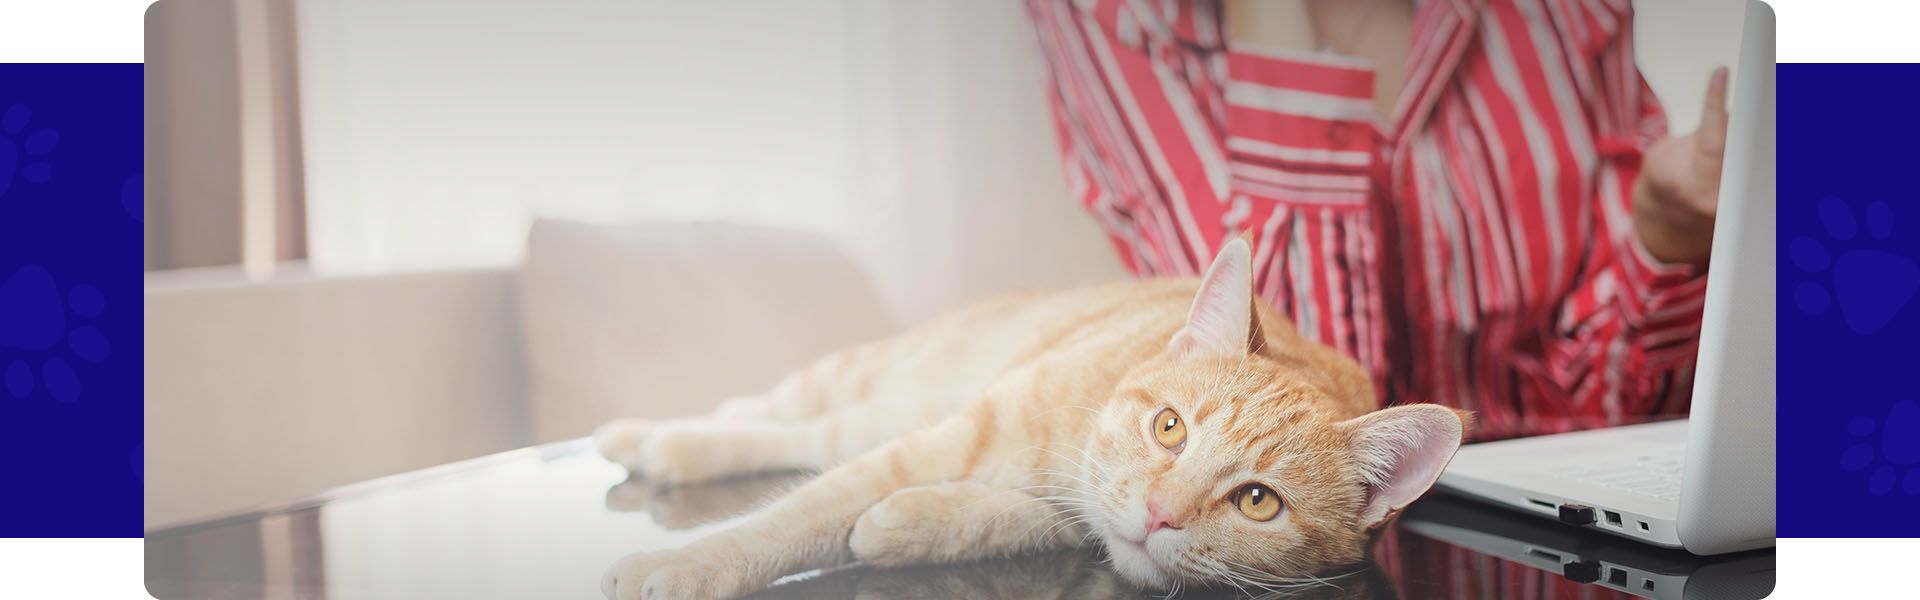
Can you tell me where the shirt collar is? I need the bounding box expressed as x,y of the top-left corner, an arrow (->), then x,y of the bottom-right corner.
1387,0 -> 1482,142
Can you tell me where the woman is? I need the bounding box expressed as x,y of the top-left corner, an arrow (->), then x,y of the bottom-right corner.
1026,0 -> 1727,440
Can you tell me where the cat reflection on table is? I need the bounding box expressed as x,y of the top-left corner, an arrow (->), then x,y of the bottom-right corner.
606,471 -> 813,530
596,240 -> 1467,599
607,473 -> 1393,600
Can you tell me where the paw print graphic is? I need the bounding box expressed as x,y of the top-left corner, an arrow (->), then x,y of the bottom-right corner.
1841,400 -> 1920,496
0,103 -> 58,199
0,265 -> 109,403
122,172 -> 143,221
1790,196 -> 1920,335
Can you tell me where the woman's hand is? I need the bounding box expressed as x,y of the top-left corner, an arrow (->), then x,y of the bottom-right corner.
1634,67 -> 1729,269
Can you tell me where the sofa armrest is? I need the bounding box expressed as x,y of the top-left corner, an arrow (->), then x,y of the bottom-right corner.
145,265 -> 530,528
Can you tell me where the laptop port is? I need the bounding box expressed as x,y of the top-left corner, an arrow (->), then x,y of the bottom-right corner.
1608,568 -> 1627,586
1643,579 -> 1655,591
1638,521 -> 1650,531
1557,503 -> 1596,526
1604,510 -> 1622,527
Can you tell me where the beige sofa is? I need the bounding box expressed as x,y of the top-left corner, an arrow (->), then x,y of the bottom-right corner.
144,221 -> 910,528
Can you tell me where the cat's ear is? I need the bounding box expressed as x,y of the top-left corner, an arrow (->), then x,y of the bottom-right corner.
1170,238 -> 1262,356
1340,404 -> 1469,530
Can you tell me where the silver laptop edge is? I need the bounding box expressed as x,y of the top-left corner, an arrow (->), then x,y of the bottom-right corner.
1677,0 -> 1775,555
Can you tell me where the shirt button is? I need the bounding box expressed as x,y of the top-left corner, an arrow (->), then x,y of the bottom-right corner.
1327,122 -> 1354,149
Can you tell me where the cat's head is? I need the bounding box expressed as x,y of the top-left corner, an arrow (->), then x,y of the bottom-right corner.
1081,239 -> 1468,589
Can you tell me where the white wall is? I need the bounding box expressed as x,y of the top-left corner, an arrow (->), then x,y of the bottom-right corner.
1636,0 -> 1748,132
295,0 -> 1124,322
295,0 -> 859,268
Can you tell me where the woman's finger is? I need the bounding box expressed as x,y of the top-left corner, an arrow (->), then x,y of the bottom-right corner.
1695,67 -> 1730,158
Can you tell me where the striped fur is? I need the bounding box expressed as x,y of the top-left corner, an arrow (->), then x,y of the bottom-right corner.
599,240 -> 1468,599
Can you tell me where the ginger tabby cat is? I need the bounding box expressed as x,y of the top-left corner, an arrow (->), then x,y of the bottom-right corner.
597,239 -> 1470,599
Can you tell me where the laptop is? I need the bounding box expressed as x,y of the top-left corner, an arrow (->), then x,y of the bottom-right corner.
1435,1 -> 1775,556
1397,496 -> 1775,600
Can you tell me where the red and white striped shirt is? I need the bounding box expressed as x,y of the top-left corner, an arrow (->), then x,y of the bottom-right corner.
1027,0 -> 1706,440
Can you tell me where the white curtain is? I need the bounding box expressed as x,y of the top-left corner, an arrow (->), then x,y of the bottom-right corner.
295,0 -> 1124,321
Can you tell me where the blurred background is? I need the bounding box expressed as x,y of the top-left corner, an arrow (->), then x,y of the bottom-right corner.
142,0 -> 1743,529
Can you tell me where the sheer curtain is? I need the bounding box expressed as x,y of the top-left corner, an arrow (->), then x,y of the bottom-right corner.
294,0 -> 1124,321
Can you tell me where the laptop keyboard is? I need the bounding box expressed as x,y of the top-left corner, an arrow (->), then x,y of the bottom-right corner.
1551,452 -> 1684,501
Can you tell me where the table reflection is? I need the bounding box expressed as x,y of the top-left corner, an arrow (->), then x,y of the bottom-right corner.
605,471 -> 811,529
755,551 -> 1393,600
144,440 -> 1772,600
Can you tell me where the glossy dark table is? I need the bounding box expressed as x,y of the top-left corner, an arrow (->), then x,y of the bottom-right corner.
146,440 -> 1774,599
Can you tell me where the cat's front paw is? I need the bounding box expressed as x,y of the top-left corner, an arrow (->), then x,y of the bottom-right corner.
595,419 -> 658,471
850,482 -> 969,565
602,551 -> 746,600
851,482 -> 1087,567
597,419 -> 730,483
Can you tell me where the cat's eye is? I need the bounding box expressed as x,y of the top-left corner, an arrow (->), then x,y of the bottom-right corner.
1151,408 -> 1186,450
1235,484 -> 1283,521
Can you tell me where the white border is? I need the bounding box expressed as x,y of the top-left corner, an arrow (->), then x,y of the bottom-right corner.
0,539 -> 147,598
1772,0 -> 1920,62
0,0 -> 1912,63
0,0 -> 149,63
0,0 -> 1916,598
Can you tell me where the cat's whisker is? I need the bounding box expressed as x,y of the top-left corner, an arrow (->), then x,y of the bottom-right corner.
1219,570 -> 1267,598
1030,444 -> 1110,480
1033,467 -> 1112,496
1045,461 -> 1120,498
1047,404 -> 1105,420
979,497 -> 1084,527
977,492 -> 1098,532
1012,504 -> 1091,544
1035,513 -> 1096,545
1007,490 -> 1096,516
1026,500 -> 1104,523
954,490 -> 1096,539
1175,548 -> 1251,597
1230,572 -> 1337,590
951,482 -> 1057,513
1034,441 -> 1113,475
967,481 -> 1091,506
1027,446 -> 1098,479
1215,557 -> 1354,591
1275,449 -> 1348,460
1010,482 -> 1090,494
1059,444 -> 1124,488
1227,573 -> 1308,597
1033,470 -> 1104,493
1223,566 -> 1292,596
1200,556 -> 1266,598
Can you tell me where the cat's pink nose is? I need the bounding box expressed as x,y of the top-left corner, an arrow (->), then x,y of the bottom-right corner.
1145,498 -> 1183,534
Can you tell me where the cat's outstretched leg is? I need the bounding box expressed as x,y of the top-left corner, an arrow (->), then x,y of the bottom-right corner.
596,342 -> 896,465
848,481 -> 1088,567
601,408 -> 992,600
607,397 -> 947,483
594,394 -> 777,466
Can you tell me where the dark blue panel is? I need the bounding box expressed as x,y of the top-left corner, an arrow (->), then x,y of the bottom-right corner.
1778,63 -> 1920,537
0,64 -> 143,537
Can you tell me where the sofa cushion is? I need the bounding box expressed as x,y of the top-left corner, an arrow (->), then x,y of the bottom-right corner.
518,220 -> 895,441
